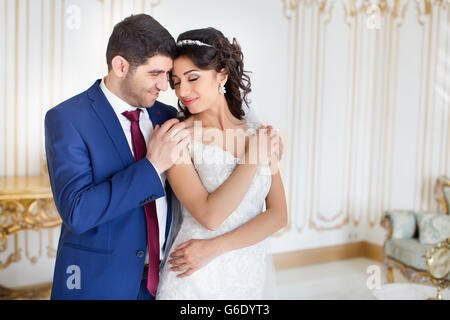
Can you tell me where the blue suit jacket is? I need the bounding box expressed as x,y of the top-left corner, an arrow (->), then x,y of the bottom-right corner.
45,80 -> 178,299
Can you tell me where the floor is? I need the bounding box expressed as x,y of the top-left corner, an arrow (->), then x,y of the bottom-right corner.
275,257 -> 411,300
1,257 -> 420,300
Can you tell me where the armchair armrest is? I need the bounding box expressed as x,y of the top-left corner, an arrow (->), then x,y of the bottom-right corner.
381,214 -> 393,241
381,210 -> 416,240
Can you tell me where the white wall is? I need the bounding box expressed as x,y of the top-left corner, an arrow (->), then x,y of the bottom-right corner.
0,0 -> 449,287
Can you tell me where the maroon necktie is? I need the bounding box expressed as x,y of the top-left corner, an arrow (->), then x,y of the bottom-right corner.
122,109 -> 160,297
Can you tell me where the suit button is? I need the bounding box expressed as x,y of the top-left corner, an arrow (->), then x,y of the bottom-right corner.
136,251 -> 144,258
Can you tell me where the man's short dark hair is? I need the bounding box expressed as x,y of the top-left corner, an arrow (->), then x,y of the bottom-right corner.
106,14 -> 176,71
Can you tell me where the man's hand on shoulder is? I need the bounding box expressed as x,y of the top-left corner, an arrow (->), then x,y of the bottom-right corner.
146,118 -> 193,174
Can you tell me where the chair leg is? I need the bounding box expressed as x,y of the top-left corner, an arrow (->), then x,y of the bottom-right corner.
386,267 -> 394,283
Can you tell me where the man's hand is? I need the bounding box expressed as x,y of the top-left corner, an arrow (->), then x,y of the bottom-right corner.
146,118 -> 192,174
167,238 -> 221,278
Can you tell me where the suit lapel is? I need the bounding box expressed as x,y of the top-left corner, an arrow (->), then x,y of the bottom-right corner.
146,103 -> 177,245
87,80 -> 134,167
145,101 -> 165,127
88,83 -> 176,245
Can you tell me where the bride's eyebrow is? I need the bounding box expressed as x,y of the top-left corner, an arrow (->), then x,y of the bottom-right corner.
171,69 -> 200,79
183,69 -> 200,75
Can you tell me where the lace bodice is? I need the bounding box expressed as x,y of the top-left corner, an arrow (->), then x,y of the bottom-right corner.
156,122 -> 273,300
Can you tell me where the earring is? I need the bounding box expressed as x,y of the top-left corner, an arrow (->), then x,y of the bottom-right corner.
219,83 -> 226,94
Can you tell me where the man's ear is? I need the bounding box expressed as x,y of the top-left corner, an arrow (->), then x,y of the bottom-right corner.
218,68 -> 228,86
111,55 -> 130,78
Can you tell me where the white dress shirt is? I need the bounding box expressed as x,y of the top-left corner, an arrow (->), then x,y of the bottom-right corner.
100,79 -> 168,262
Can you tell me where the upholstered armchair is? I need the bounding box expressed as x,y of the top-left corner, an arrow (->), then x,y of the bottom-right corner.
381,175 -> 450,285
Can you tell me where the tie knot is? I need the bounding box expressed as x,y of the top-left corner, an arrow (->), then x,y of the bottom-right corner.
122,109 -> 141,123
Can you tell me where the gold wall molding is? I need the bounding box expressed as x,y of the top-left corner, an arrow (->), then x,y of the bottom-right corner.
4,0 -> 165,178
281,0 -> 450,234
14,0 -> 19,176
3,0 -> 8,176
25,0 -> 29,176
39,0 -> 45,175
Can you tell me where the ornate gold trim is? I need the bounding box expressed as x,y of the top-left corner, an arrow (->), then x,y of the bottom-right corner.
14,0 -> 19,176
25,0 -> 29,176
49,0 -> 55,125
308,2 -> 349,231
427,4 -> 443,210
438,10 -> 449,174
416,0 -> 432,25
278,0 -> 301,235
150,0 -> 162,15
420,2 -> 433,211
0,199 -> 61,243
39,0 -> 45,175
0,176 -> 61,268
446,10 -> 450,175
60,0 -> 65,106
383,255 -> 450,285
367,23 -> 380,228
386,1 -> 408,211
381,206 -> 450,285
413,2 -> 427,212
110,0 -> 115,35
281,0 -> 448,232
3,0 -> 8,176
313,0 -> 347,229
25,229 -> 43,264
289,1 -> 300,234
0,234 -> 21,270
47,228 -> 57,258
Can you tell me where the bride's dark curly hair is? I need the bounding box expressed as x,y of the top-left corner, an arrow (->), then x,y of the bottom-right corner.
170,27 -> 252,120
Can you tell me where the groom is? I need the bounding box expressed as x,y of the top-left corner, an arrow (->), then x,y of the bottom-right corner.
45,14 -> 190,299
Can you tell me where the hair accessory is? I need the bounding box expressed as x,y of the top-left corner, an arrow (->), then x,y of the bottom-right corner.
177,39 -> 213,48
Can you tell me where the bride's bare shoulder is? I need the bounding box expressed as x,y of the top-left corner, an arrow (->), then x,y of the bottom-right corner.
180,116 -> 195,127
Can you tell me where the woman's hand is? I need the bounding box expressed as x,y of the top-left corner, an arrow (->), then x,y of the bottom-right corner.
245,125 -> 282,173
168,238 -> 222,278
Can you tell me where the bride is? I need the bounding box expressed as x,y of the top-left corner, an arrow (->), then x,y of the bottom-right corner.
156,27 -> 287,300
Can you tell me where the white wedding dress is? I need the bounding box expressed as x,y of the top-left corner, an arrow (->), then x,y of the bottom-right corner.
156,122 -> 277,300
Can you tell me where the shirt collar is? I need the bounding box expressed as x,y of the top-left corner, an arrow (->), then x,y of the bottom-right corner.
100,78 -> 144,117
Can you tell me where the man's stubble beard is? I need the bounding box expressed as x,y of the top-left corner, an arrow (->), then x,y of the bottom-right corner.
121,72 -> 143,108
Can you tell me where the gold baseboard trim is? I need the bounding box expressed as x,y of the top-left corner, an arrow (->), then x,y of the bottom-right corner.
273,241 -> 383,270
0,242 -> 383,299
0,282 -> 52,300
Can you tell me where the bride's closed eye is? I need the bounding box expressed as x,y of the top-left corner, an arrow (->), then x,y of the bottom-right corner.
172,76 -> 200,87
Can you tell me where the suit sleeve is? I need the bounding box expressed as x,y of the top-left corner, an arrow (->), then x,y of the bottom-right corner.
45,108 -> 165,235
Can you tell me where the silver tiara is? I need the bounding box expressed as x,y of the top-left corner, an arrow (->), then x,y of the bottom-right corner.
176,39 -> 213,48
